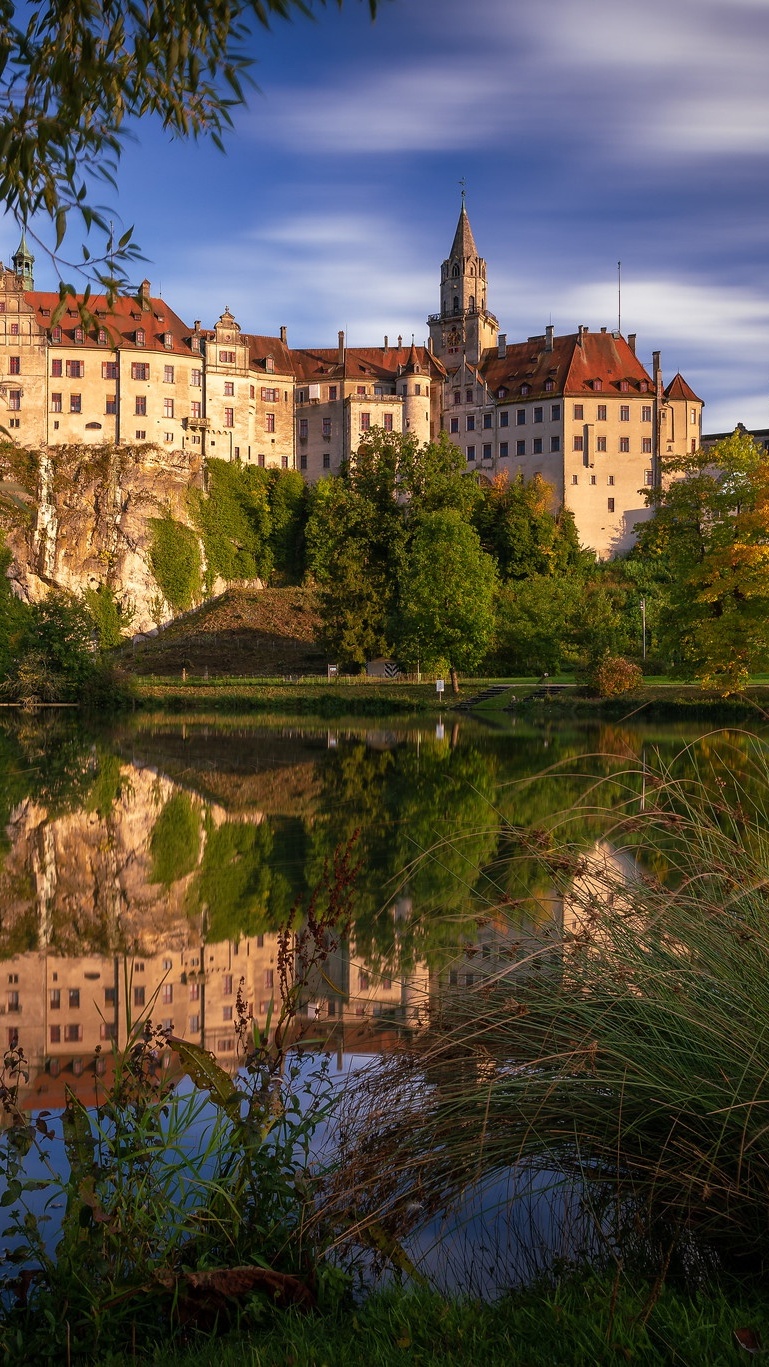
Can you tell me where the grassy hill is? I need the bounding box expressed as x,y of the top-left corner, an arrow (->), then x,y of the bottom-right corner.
123,586 -> 326,678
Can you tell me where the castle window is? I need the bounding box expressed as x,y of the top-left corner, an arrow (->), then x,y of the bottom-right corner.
620,380 -> 629,392
224,381 -> 234,396
690,408 -> 698,424
516,409 -> 525,426
191,401 -> 201,419
300,452 -> 308,470
102,362 -> 118,380
551,404 -> 561,420
469,296 -> 475,311
590,474 -> 597,484
607,475 -> 615,486
620,405 -> 630,422
619,437 -> 630,452
265,355 -> 274,373
323,452 -> 331,468
642,404 -> 652,422
261,387 -> 278,402
482,443 -> 492,460
8,356 -> 19,374
383,412 -> 393,432
98,328 -> 107,345
573,404 -> 583,420
265,412 -> 275,432
106,395 -> 116,414
329,386 -> 337,401
51,327 -> 61,343
573,436 -> 583,451
500,410 -> 509,427
135,396 -> 146,415
66,360 -> 84,378
453,391 -> 460,405
322,417 -> 332,438
450,417 -> 459,433
191,337 -> 200,352
545,379 -> 554,392
219,350 -> 235,364
192,369 -> 202,387
643,437 -> 652,454
597,404 -> 607,421
483,413 -> 492,429
550,436 -> 560,452
360,412 -> 371,430
593,378 -> 602,391
516,440 -> 525,456
466,445 -> 475,461
645,469 -> 654,485
534,407 -> 543,423
164,365 -> 174,383
163,398 -> 174,419
500,442 -> 508,458
572,474 -> 578,484
357,385 -> 366,395
51,393 -> 62,412
608,497 -> 615,512
415,383 -> 421,395
135,429 -> 146,439
299,418 -> 308,438
164,331 -> 173,348
452,263 -> 459,277
131,362 -> 149,381
466,415 -> 475,432
9,323 -> 18,336
466,388 -> 473,402
70,394 -> 81,413
8,390 -> 20,410
453,297 -> 459,313
533,438 -> 543,454
597,436 -> 607,452
135,328 -> 145,346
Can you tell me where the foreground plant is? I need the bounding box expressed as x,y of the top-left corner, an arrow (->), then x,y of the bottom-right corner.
325,731 -> 769,1289
0,841 -> 359,1363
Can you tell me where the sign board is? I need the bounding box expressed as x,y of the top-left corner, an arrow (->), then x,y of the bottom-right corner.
436,679 -> 445,695
328,664 -> 338,679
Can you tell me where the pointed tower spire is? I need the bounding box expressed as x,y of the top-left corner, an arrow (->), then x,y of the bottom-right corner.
12,230 -> 34,290
428,199 -> 498,367
449,200 -> 478,262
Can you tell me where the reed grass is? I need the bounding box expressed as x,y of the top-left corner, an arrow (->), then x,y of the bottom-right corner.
324,729 -> 769,1289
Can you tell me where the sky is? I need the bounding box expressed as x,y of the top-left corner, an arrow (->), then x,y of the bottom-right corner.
7,0 -> 769,431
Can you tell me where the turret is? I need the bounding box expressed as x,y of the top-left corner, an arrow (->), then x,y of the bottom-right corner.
400,340 -> 431,445
12,231 -> 34,290
428,198 -> 498,367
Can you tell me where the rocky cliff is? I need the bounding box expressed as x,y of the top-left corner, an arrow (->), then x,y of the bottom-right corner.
0,441 -> 206,631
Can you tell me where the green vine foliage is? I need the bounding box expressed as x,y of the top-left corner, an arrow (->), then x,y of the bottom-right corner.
148,514 -> 202,613
191,459 -> 274,592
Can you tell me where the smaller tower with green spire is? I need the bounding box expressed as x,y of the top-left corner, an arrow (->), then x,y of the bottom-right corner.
12,231 -> 34,290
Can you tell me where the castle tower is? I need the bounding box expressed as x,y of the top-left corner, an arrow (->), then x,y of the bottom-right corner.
400,340 -> 431,444
428,198 -> 498,367
12,230 -> 34,290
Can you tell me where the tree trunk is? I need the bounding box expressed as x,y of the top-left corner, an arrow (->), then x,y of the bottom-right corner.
449,665 -> 459,695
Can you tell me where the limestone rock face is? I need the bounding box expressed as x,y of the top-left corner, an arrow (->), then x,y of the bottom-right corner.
0,442 -> 205,631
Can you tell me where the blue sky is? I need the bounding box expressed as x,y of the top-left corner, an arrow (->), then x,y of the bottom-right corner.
8,0 -> 769,430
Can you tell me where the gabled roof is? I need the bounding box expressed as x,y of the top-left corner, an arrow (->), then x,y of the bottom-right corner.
290,344 -> 444,385
665,372 -> 702,403
448,202 -> 478,261
241,334 -> 294,375
28,290 -> 195,355
480,329 -> 654,401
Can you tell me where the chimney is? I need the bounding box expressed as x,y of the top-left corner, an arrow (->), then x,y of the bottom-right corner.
280,325 -> 287,344
337,329 -> 345,364
545,324 -> 554,352
194,320 -> 200,333
600,326 -> 607,334
652,350 -> 661,383
397,334 -> 403,348
497,332 -> 507,359
139,278 -> 151,311
578,324 -> 586,345
383,335 -> 388,351
427,336 -> 433,354
628,332 -> 636,355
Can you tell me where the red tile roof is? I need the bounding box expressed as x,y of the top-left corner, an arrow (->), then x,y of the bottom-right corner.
665,372 -> 702,403
290,344 -> 444,384
480,330 -> 655,400
242,334 -> 294,375
27,290 -> 196,355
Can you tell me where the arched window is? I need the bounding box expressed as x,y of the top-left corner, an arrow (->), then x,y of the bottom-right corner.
453,296 -> 459,313
452,263 -> 460,278
469,295 -> 476,312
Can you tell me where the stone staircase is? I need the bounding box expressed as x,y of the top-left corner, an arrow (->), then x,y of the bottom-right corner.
454,684 -> 516,711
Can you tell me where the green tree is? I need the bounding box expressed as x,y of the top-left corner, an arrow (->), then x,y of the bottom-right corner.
190,458 -> 272,589
634,430 -> 769,691
2,0 -> 377,293
267,469 -> 308,580
393,509 -> 498,693
474,471 -> 594,580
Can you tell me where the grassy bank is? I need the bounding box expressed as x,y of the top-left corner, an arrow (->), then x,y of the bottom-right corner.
121,1278 -> 769,1366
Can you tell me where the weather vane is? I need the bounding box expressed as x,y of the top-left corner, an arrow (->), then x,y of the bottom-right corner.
459,177 -> 466,203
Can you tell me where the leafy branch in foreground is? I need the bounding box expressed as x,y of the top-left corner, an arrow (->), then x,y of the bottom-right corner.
0,0 -> 378,293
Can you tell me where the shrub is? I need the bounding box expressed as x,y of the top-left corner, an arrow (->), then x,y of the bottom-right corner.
586,654 -> 643,697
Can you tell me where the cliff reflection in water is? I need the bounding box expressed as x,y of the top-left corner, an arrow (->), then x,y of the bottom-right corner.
0,713 -> 759,1112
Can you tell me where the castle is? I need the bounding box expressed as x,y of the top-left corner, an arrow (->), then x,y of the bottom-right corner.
0,206 -> 703,557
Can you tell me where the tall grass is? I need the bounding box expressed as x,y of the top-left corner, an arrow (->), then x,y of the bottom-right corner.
325,730 -> 769,1288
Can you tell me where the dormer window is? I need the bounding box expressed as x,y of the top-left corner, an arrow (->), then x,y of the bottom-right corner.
135,328 -> 146,346
620,379 -> 629,392
497,387 -> 507,399
191,336 -> 200,353
97,328 -> 107,345
163,331 -> 173,348
74,326 -> 84,344
544,379 -> 554,392
521,384 -> 530,396
265,355 -> 274,373
593,378 -> 602,391
51,326 -> 61,344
